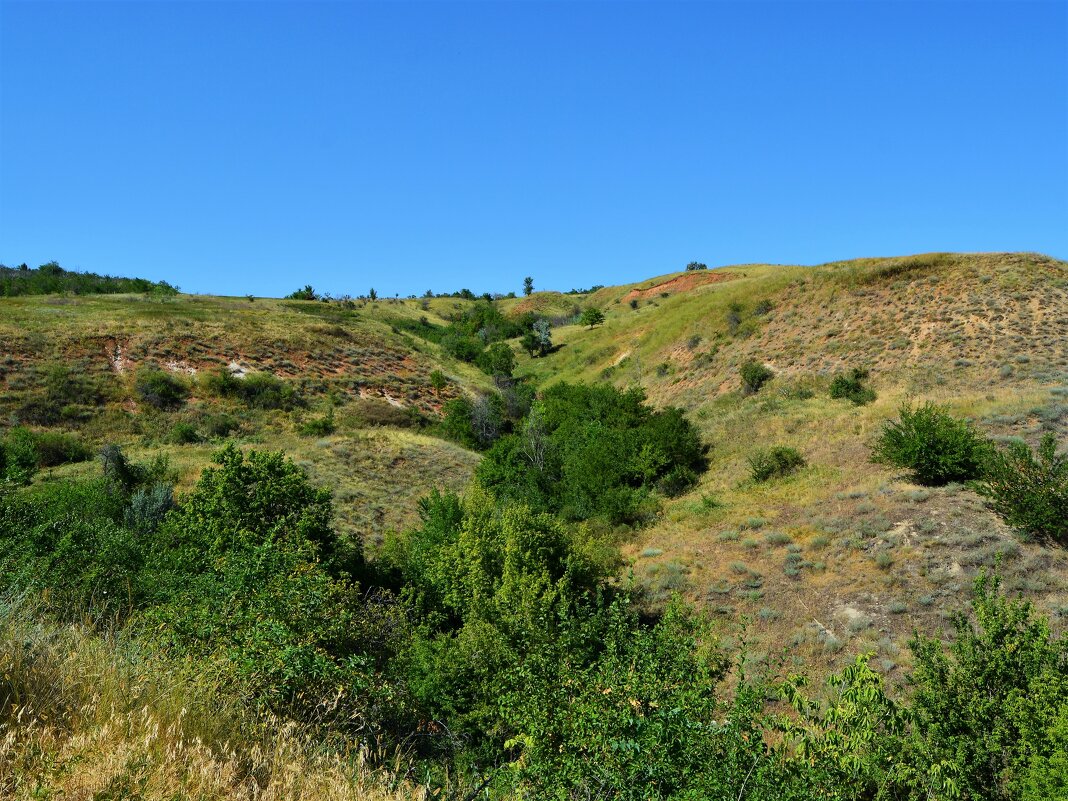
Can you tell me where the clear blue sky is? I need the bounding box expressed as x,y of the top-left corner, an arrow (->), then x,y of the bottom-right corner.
2,1 -> 1065,298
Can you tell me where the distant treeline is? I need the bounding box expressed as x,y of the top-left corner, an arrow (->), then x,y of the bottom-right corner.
0,261 -> 178,298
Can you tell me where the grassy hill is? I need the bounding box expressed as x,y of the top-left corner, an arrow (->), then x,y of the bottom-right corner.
2,251 -> 1067,797
517,251 -> 1068,675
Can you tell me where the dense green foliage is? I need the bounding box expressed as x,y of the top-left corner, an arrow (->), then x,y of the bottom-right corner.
871,401 -> 991,485
978,433 -> 1068,544
830,367 -> 877,405
0,426 -> 91,483
476,383 -> 707,524
740,360 -> 774,394
0,261 -> 178,297
748,446 -> 806,482
0,432 -> 1066,797
135,367 -> 190,410
201,368 -> 299,410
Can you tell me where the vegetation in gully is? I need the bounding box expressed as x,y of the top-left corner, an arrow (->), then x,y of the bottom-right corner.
1,255 -> 1067,799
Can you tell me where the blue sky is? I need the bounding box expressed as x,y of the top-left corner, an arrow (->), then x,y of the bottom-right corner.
1,1 -> 1065,298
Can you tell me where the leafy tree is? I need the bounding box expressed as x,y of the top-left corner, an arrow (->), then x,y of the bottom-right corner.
369,287 -> 378,301
533,319 -> 552,353
901,572 -> 1068,800
523,276 -> 534,296
477,342 -> 516,378
429,369 -> 448,393
686,261 -> 708,271
871,401 -> 991,486
580,306 -> 605,328
977,433 -> 1068,543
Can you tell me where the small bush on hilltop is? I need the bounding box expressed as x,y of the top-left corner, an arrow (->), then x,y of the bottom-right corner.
871,402 -> 991,486
977,433 -> 1068,544
740,360 -> 774,395
830,367 -> 877,405
749,446 -> 806,482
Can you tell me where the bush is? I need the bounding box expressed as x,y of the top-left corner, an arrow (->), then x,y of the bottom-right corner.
29,430 -> 92,467
476,383 -> 707,524
977,433 -> 1068,543
871,402 -> 991,486
167,422 -> 201,444
201,369 -> 297,410
202,413 -> 239,438
740,361 -> 774,395
685,261 -> 708,271
348,398 -> 418,428
298,408 -> 336,437
830,368 -> 877,405
477,342 -> 515,378
749,446 -> 806,482
135,368 -> 189,410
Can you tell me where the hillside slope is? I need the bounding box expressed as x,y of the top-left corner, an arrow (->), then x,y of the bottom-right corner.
519,251 -> 1068,676
2,251 -> 1066,676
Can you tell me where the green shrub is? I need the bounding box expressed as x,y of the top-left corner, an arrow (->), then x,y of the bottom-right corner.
740,361 -> 774,395
830,368 -> 877,405
135,368 -> 189,410
202,413 -> 239,438
477,342 -> 515,378
201,368 -> 296,410
977,433 -> 1068,543
298,408 -> 336,437
871,402 -> 991,485
476,383 -> 707,524
749,446 -> 806,482
2,428 -> 38,483
28,430 -> 91,467
167,421 -> 201,444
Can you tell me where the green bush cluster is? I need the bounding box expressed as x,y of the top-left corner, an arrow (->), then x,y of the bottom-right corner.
978,433 -> 1068,544
397,301 -> 544,375
0,426 -> 91,483
201,368 -> 298,410
475,383 -> 708,523
830,367 -> 877,405
740,360 -> 774,395
2,445 -> 1065,798
0,261 -> 178,297
748,446 -> 806,482
135,368 -> 190,410
871,401 -> 991,485
871,403 -> 1068,545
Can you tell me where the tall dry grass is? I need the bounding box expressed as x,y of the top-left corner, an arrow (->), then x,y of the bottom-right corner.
0,598 -> 423,800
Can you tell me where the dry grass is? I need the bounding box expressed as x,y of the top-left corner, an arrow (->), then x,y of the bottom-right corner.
0,599 -> 423,800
